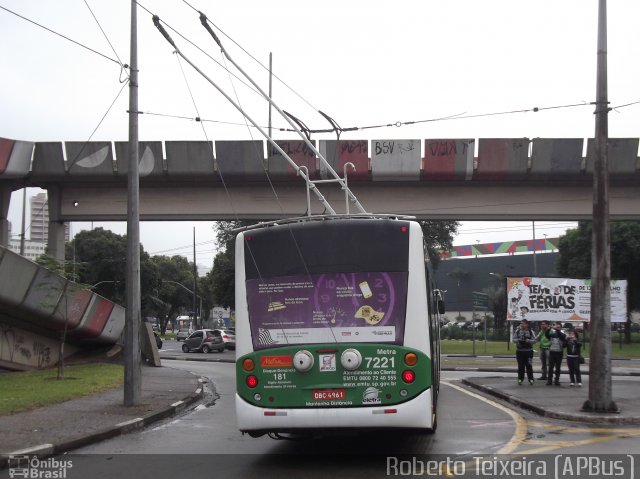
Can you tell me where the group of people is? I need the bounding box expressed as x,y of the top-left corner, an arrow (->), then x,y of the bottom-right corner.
512,319 -> 583,386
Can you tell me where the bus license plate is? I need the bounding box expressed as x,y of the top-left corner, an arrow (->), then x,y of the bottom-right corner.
312,389 -> 346,401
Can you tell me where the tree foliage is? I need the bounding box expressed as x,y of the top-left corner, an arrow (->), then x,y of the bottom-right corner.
484,275 -> 507,334
65,227 -> 129,302
557,221 -> 640,311
557,221 -> 640,342
148,255 -> 198,332
419,220 -> 459,269
35,227 -> 213,332
203,220 -> 257,310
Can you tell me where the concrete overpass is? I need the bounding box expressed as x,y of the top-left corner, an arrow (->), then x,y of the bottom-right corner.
1,136 -> 639,261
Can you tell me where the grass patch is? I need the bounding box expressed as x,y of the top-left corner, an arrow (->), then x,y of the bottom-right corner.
0,363 -> 123,416
441,339 -> 640,358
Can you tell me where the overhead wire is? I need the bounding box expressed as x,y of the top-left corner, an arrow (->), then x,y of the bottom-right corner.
2,2 -> 131,169
173,44 -> 244,228
139,3 -> 638,139
0,4 -> 122,66
136,110 -> 277,129
458,222 -> 578,234
179,4 -> 326,343
124,98 -> 639,137
83,0 -> 129,81
66,81 -> 129,169
135,1 -> 264,101
185,0 -> 320,115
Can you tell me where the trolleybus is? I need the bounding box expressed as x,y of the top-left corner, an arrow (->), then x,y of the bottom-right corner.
235,215 -> 443,437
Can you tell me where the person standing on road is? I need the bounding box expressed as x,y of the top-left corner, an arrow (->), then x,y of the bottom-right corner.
512,319 -> 537,385
565,330 -> 583,387
536,320 -> 551,381
546,322 -> 567,386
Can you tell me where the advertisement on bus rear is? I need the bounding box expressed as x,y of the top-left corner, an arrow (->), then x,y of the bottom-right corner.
246,272 -> 408,350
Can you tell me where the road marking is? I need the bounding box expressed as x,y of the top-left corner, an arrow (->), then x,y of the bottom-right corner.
442,380 -> 527,454
444,381 -> 640,455
467,420 -> 514,428
519,421 -> 640,454
517,434 -> 623,454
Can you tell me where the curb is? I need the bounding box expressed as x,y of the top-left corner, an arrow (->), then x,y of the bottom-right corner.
0,377 -> 205,469
461,378 -> 640,425
443,366 -> 640,377
160,355 -> 235,364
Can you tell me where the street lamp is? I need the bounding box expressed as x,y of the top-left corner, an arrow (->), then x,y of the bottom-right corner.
90,280 -> 119,289
160,280 -> 202,328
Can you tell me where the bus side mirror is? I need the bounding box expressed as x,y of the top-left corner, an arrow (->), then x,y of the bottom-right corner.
437,300 -> 445,315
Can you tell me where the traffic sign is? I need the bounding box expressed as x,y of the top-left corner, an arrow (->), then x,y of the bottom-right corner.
472,291 -> 489,310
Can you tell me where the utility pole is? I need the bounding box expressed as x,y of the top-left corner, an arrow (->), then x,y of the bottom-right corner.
532,221 -> 537,276
124,0 -> 141,407
268,52 -> 273,139
583,0 -> 617,413
193,227 -> 198,330
19,188 -> 26,255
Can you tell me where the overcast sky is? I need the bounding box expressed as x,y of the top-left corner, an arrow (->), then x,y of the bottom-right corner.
2,1 -> 639,271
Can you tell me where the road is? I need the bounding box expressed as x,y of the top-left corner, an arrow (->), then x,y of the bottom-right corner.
63,349 -> 640,479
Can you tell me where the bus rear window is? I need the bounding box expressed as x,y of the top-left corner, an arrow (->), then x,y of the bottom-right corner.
246,271 -> 408,350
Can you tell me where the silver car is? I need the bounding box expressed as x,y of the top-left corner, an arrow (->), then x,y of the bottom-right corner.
181,329 -> 224,353
212,329 -> 236,350
176,328 -> 193,341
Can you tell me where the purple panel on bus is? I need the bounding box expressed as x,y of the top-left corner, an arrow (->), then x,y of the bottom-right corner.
246,272 -> 408,350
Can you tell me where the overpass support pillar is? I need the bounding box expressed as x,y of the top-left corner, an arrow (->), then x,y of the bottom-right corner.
46,186 -> 66,263
0,185 -> 11,248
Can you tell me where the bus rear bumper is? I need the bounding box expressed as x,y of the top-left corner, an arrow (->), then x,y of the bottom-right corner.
236,389 -> 433,433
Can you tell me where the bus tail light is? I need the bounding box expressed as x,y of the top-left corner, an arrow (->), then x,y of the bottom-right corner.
246,375 -> 259,388
242,358 -> 255,372
404,352 -> 418,366
402,370 -> 416,384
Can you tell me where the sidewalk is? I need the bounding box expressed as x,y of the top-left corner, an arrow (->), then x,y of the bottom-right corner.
446,356 -> 640,425
0,364 -> 203,464
462,376 -> 640,425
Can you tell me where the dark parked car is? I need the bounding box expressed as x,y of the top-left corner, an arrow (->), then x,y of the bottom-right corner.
182,329 -> 225,353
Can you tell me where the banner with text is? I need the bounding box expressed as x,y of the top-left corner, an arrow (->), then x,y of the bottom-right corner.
506,277 -> 628,323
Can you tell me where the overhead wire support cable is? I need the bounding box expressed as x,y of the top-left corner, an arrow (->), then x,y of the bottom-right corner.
197,12 -> 367,215
83,0 -> 126,70
152,14 -> 337,215
0,4 -> 122,67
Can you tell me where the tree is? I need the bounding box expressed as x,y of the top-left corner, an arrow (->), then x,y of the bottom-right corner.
419,220 -> 459,269
150,255 -> 199,332
59,227 -> 158,315
204,221 -> 257,310
557,221 -> 640,342
484,274 -> 507,338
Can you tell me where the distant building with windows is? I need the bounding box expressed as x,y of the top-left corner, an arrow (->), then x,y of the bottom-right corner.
8,238 -> 48,262
29,192 -> 69,243
6,192 -> 69,260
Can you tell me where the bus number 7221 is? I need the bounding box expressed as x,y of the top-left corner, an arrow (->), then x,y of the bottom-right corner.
365,356 -> 395,369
